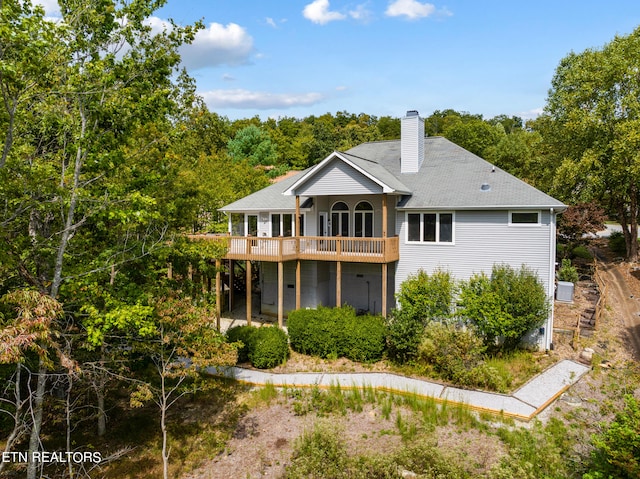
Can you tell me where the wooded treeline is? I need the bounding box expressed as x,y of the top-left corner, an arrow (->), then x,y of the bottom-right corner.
1,1 -> 640,478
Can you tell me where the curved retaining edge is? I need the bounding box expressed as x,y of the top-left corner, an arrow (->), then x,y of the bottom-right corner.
205,359 -> 590,422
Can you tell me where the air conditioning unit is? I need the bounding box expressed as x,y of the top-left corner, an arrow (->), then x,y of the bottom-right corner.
556,281 -> 574,302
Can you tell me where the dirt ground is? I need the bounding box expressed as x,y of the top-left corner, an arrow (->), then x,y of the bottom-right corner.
186,240 -> 640,479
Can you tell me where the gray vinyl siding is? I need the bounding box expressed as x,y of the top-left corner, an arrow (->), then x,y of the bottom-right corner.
260,261 -> 321,316
395,210 -> 554,294
259,260 -> 395,317
295,158 -> 383,196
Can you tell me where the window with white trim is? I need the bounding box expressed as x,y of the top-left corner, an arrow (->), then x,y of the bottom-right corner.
509,211 -> 540,225
354,201 -> 373,237
271,213 -> 294,237
331,202 -> 349,236
406,212 -> 454,243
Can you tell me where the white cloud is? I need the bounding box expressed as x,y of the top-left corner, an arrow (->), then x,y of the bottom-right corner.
222,73 -> 236,81
303,0 -> 346,25
266,17 -> 278,28
385,0 -> 435,19
33,0 -> 61,17
519,107 -> 544,120
179,22 -> 254,70
349,3 -> 374,23
201,89 -> 325,110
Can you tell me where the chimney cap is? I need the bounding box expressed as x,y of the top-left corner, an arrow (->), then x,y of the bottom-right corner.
405,110 -> 419,117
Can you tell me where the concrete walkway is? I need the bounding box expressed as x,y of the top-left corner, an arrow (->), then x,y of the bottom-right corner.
206,359 -> 589,421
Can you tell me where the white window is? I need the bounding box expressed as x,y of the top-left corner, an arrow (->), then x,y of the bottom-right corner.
509,211 -> 540,225
271,213 -> 294,237
331,202 -> 349,236
354,201 -> 374,237
247,214 -> 258,236
406,212 -> 454,243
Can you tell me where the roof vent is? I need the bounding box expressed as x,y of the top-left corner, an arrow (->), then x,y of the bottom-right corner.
480,183 -> 491,192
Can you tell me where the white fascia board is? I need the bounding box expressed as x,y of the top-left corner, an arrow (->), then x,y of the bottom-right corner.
397,204 -> 568,211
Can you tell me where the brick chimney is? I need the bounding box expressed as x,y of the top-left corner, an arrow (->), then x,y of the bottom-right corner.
401,110 -> 424,174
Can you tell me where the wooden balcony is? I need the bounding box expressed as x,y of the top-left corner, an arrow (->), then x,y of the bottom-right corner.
188,235 -> 399,263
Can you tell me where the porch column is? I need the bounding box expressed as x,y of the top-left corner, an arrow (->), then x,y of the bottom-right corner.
382,263 -> 387,317
228,260 -> 234,312
278,261 -> 284,328
215,259 -> 221,331
382,193 -> 388,317
295,195 -> 301,310
246,260 -> 252,326
295,195 -> 301,236
382,193 -> 388,238
296,260 -> 301,310
336,261 -> 342,307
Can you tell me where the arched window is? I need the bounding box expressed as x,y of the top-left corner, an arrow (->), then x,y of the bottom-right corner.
331,202 -> 349,236
354,201 -> 373,237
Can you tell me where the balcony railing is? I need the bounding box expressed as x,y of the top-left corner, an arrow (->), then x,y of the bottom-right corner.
187,235 -> 399,263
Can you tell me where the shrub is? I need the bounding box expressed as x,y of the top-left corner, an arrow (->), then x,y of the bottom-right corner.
396,269 -> 456,321
341,314 -> 386,363
387,269 -> 456,364
287,306 -> 385,362
586,394 -> 640,479
287,306 -> 344,358
385,308 -> 424,364
459,264 -> 549,351
284,421 -> 350,479
248,326 -> 289,369
609,230 -> 627,256
572,244 -> 593,259
557,258 -> 579,283
225,325 -> 257,363
417,322 -> 488,386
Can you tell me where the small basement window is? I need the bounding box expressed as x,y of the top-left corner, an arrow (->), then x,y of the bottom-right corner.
510,211 -> 540,225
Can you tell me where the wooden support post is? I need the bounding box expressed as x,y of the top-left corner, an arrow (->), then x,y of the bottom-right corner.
382,263 -> 388,317
336,261 -> 342,307
215,259 -> 221,331
246,261 -> 252,326
296,260 -> 301,310
278,261 -> 284,328
188,263 -> 193,281
382,193 -> 388,238
167,262 -> 173,280
229,260 -> 234,312
295,195 -> 300,237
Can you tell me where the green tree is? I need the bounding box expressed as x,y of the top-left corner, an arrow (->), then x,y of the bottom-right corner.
377,115 -> 401,139
443,117 -> 505,157
586,395 -> 640,479
0,1 -> 201,474
543,26 -> 640,260
459,264 -> 549,350
386,270 -> 456,363
227,124 -> 278,166
130,295 -> 237,479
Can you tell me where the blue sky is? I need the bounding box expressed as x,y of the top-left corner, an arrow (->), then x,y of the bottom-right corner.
39,0 -> 640,121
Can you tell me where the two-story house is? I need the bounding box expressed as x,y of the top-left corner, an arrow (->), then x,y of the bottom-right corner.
218,111 -> 566,349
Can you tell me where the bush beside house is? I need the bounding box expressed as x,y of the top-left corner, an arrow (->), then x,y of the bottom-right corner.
288,306 -> 385,363
226,325 -> 289,369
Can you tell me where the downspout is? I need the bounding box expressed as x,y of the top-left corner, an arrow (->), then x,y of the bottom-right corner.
547,208 -> 556,351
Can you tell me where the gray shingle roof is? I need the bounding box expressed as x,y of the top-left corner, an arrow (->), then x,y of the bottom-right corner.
346,137 -> 565,210
221,137 -> 565,212
221,169 -> 306,212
